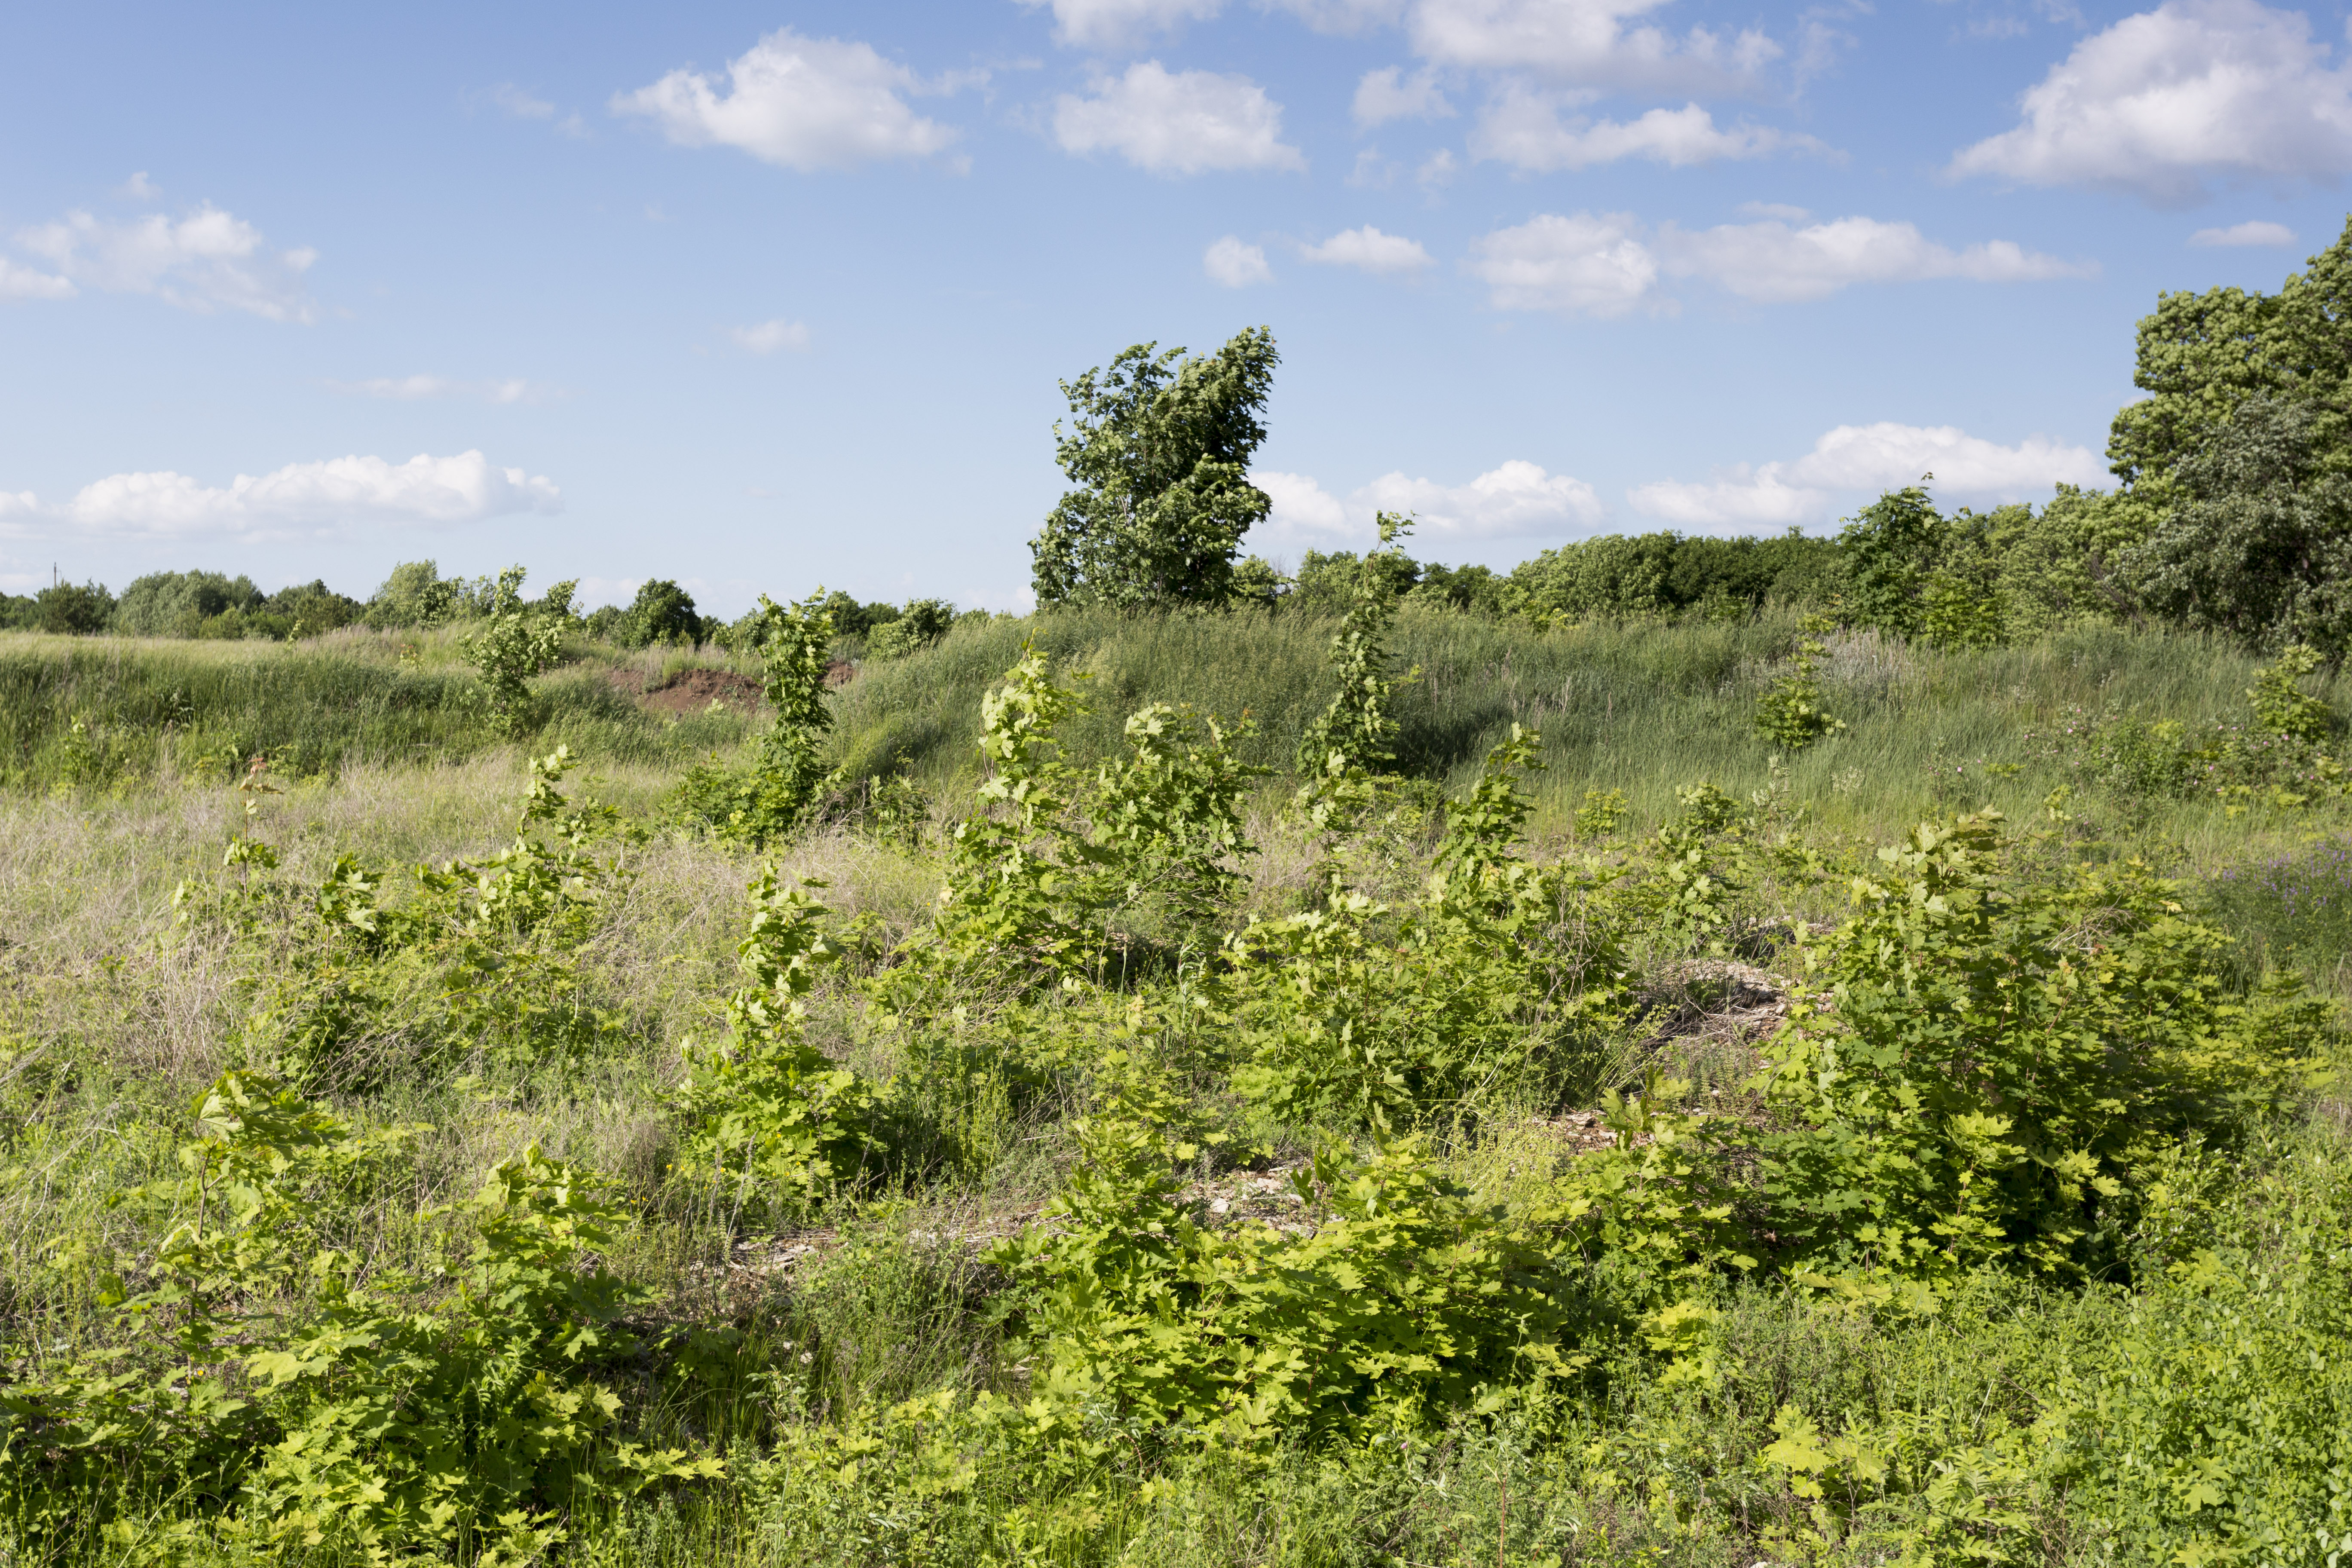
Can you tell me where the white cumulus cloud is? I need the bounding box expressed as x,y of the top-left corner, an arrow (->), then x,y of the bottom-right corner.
0,258 -> 74,301
733,318 -> 812,353
1054,63 -> 1306,174
1627,468 -> 1829,527
1354,65 -> 1455,128
1255,460 -> 1603,544
1464,211 -> 1662,317
1629,423 -> 2107,527
12,205 -> 316,322
1410,0 -> 1781,94
1465,210 -> 2093,315
1472,89 -> 1823,171
1300,225 -> 1434,274
1253,471 -> 1355,539
326,375 -> 555,404
614,28 -> 962,172
1660,215 -> 2095,302
1949,0 -> 2352,204
1204,236 -> 1274,286
1023,0 -> 1225,49
2190,218 -> 2297,245
16,452 -> 563,541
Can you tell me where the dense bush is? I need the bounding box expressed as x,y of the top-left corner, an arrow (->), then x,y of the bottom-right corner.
1506,529 -> 1843,623
865,596 -> 954,659
0,1075 -> 717,1560
113,569 -> 264,635
3,580 -> 117,635
364,558 -> 478,629
1031,327 -> 1278,609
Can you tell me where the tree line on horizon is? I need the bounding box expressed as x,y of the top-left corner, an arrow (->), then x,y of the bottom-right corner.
16,214 -> 2352,657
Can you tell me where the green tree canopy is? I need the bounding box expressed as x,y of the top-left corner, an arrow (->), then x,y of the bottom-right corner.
114,570 -> 264,636
1030,326 -> 1278,609
621,579 -> 704,647
2122,396 -> 2352,658
2110,214 -> 2352,492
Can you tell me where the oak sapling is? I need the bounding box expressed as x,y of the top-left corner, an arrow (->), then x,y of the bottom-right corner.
460,565 -> 566,735
1754,611 -> 1847,752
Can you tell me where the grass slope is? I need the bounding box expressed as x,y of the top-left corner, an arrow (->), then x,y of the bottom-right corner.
0,612 -> 2346,1564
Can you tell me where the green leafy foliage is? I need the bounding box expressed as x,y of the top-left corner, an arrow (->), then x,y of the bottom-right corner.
459,566 -> 568,734
1840,485 -> 2016,647
1504,529 -> 1843,623
866,597 -> 955,659
230,746 -> 638,1081
1753,613 -> 1847,751
616,578 -> 706,648
1229,727 -> 1629,1132
1088,702 -> 1263,929
2108,213 -> 2352,492
1030,327 -> 1278,609
0,1076 -> 717,1560
2124,397 -> 2352,658
24,580 -> 115,635
670,871 -> 879,1227
2250,640 -> 2336,741
1295,512 -> 1413,831
1751,814 -> 2335,1286
674,589 -> 842,848
986,1094 -> 1586,1443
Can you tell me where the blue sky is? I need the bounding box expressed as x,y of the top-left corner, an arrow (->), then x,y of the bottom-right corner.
4,0 -> 2350,614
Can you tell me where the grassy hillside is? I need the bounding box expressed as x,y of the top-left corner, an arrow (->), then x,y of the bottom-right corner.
834,606 -> 2305,851
6,609 -> 2312,854
0,610 -> 2346,1565
0,626 -> 765,790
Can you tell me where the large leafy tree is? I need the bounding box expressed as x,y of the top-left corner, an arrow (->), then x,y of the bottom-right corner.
2122,397 -> 2352,657
1030,327 -> 1278,608
2109,215 -> 2352,493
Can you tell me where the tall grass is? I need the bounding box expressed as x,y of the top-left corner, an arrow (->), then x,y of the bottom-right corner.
833,606 -> 2307,848
0,610 -> 2346,1563
4,611 -> 2319,862
0,630 -> 763,790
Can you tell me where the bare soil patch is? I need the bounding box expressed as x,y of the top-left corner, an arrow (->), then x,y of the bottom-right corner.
606,666 -> 766,715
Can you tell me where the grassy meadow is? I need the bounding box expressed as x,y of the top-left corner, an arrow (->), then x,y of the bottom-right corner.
0,608 -> 2347,1565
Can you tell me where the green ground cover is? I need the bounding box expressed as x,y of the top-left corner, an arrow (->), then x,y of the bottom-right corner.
0,608 -> 2346,1566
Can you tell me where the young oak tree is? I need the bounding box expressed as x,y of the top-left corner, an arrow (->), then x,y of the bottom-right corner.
1030,326 -> 1278,608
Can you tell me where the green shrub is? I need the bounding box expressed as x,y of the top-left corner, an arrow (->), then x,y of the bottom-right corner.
1752,613 -> 1846,751
459,566 -> 567,734
2249,641 -> 2335,741
1228,727 -> 1628,1131
618,579 -> 704,648
1295,514 -> 1412,829
230,747 -> 638,1081
669,871 -> 879,1227
986,1099 -> 1584,1443
0,1075 -> 717,1559
866,597 -> 954,659
1750,813 -> 2336,1287
672,589 -> 840,848
31,580 -> 114,635
364,559 -> 469,629
114,570 -> 264,636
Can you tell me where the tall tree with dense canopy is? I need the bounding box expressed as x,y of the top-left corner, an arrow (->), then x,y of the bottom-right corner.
2122,397 -> 2352,658
1030,327 -> 1278,609
2109,215 -> 2352,495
